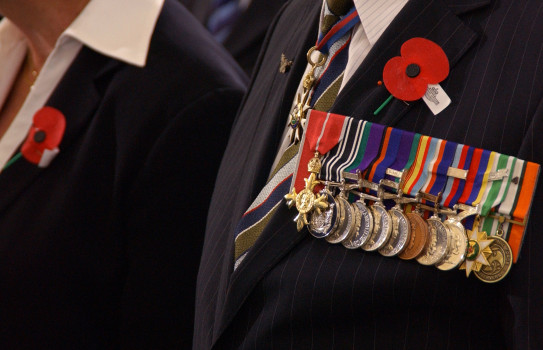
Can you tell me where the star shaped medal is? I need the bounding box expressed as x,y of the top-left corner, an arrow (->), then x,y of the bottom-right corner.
285,110 -> 346,231
285,154 -> 329,231
460,219 -> 493,277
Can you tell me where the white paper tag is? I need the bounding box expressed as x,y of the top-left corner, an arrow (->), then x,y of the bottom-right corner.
38,148 -> 59,168
422,83 -> 451,115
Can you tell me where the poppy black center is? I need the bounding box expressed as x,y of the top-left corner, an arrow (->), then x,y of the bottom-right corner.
406,63 -> 420,78
34,130 -> 46,143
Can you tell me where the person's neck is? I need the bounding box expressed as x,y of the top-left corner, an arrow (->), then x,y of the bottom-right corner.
0,0 -> 90,71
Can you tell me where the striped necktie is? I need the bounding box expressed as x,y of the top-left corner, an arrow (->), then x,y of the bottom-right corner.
207,0 -> 242,43
233,0 -> 359,269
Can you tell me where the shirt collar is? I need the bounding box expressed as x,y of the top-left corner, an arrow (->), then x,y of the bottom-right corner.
63,0 -> 165,67
354,0 -> 409,46
0,19 -> 28,107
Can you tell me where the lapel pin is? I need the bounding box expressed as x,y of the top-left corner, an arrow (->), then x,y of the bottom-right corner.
279,53 -> 293,74
3,106 -> 66,171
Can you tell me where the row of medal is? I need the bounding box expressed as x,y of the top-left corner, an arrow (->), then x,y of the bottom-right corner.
304,171 -> 512,283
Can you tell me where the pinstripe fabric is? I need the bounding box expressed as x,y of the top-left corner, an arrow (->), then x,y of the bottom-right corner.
194,0 -> 543,349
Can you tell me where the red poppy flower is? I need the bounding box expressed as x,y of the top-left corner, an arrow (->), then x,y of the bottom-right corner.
21,107 -> 66,167
382,37 -> 449,101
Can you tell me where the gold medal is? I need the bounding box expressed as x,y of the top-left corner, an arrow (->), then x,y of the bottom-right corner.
285,153 -> 329,231
473,236 -> 513,283
459,219 -> 494,277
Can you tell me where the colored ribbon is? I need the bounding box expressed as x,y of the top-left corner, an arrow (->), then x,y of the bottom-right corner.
294,110 -> 346,192
441,144 -> 474,208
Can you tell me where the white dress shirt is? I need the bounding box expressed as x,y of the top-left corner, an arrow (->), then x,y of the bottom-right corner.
0,0 -> 164,169
271,0 -> 408,172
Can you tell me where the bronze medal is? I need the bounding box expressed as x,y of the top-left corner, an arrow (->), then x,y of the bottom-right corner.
399,212 -> 429,260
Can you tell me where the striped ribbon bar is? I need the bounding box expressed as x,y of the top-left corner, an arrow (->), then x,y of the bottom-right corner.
293,111 -> 346,192
423,140 -> 458,196
385,130 -> 418,182
321,118 -> 368,182
350,123 -> 386,176
297,109 -> 540,262
403,136 -> 439,196
369,127 -> 403,184
441,144 -> 474,208
480,160 -> 540,262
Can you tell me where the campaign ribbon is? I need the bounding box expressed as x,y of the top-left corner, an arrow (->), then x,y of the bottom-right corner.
490,160 -> 540,262
321,117 -> 367,182
478,153 -> 512,216
402,135 -> 432,196
293,110 -> 346,192
370,127 -> 403,183
469,151 -> 498,206
409,137 -> 440,195
508,162 -> 540,261
441,145 -> 475,208
385,131 -> 417,181
349,123 -> 386,175
456,149 -> 490,206
344,122 -> 372,174
424,140 -> 457,196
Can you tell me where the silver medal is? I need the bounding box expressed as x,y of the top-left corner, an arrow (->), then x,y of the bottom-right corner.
436,219 -> 468,271
362,203 -> 392,251
326,196 -> 354,244
416,216 -> 449,266
308,192 -> 339,239
379,207 -> 411,257
342,200 -> 373,249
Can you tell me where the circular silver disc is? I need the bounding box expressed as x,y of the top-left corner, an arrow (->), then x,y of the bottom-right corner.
343,201 -> 374,249
416,217 -> 449,266
362,204 -> 392,251
436,219 -> 468,271
308,193 -> 339,239
379,208 -> 411,257
326,196 -> 354,244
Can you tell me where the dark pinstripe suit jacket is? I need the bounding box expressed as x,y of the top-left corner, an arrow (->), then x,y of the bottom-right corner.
185,0 -> 288,76
194,0 -> 543,348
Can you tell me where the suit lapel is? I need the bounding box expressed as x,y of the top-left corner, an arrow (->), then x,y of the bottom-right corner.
0,47 -> 122,216
213,0 -> 491,345
332,0 -> 485,126
210,1 -> 321,344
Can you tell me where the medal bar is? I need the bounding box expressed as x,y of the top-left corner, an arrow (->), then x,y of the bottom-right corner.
284,109 -> 540,283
